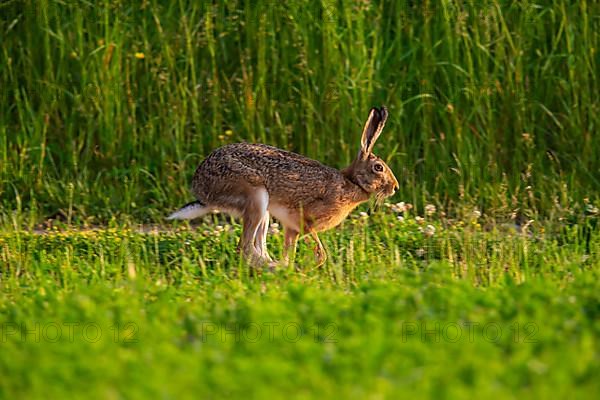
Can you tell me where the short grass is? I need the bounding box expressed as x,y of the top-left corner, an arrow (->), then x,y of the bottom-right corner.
1,209 -> 599,398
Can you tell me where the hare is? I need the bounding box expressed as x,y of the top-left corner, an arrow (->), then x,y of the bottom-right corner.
168,106 -> 399,268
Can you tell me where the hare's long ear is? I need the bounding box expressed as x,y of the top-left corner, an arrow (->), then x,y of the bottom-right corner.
359,106 -> 388,160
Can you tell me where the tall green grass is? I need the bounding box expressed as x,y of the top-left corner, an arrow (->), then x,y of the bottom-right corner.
1,0 -> 598,225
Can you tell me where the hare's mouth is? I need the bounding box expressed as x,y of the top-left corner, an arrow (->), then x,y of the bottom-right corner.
374,190 -> 388,206
375,186 -> 395,204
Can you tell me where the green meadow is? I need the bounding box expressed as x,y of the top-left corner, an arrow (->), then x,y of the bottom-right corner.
1,0 -> 599,398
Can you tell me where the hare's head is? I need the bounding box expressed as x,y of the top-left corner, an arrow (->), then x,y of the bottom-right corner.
345,107 -> 399,202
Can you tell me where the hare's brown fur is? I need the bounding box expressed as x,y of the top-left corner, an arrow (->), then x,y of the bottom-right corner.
192,143 -> 370,232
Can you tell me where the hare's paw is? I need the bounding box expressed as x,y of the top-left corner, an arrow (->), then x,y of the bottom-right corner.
246,252 -> 277,270
314,246 -> 327,268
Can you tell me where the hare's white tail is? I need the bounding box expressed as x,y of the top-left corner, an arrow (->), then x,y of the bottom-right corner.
167,200 -> 209,220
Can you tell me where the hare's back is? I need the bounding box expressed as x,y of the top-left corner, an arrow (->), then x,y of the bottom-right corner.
210,142 -> 336,175
193,143 -> 342,197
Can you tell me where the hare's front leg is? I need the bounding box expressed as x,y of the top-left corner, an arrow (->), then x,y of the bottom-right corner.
282,227 -> 299,264
308,229 -> 327,267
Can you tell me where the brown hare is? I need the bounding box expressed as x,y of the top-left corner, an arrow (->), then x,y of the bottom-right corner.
168,106 -> 399,268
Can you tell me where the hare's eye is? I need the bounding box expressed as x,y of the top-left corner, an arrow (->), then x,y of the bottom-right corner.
373,163 -> 384,173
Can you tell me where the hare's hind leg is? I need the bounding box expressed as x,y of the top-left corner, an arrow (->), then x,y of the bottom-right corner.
254,212 -> 272,261
239,187 -> 272,266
